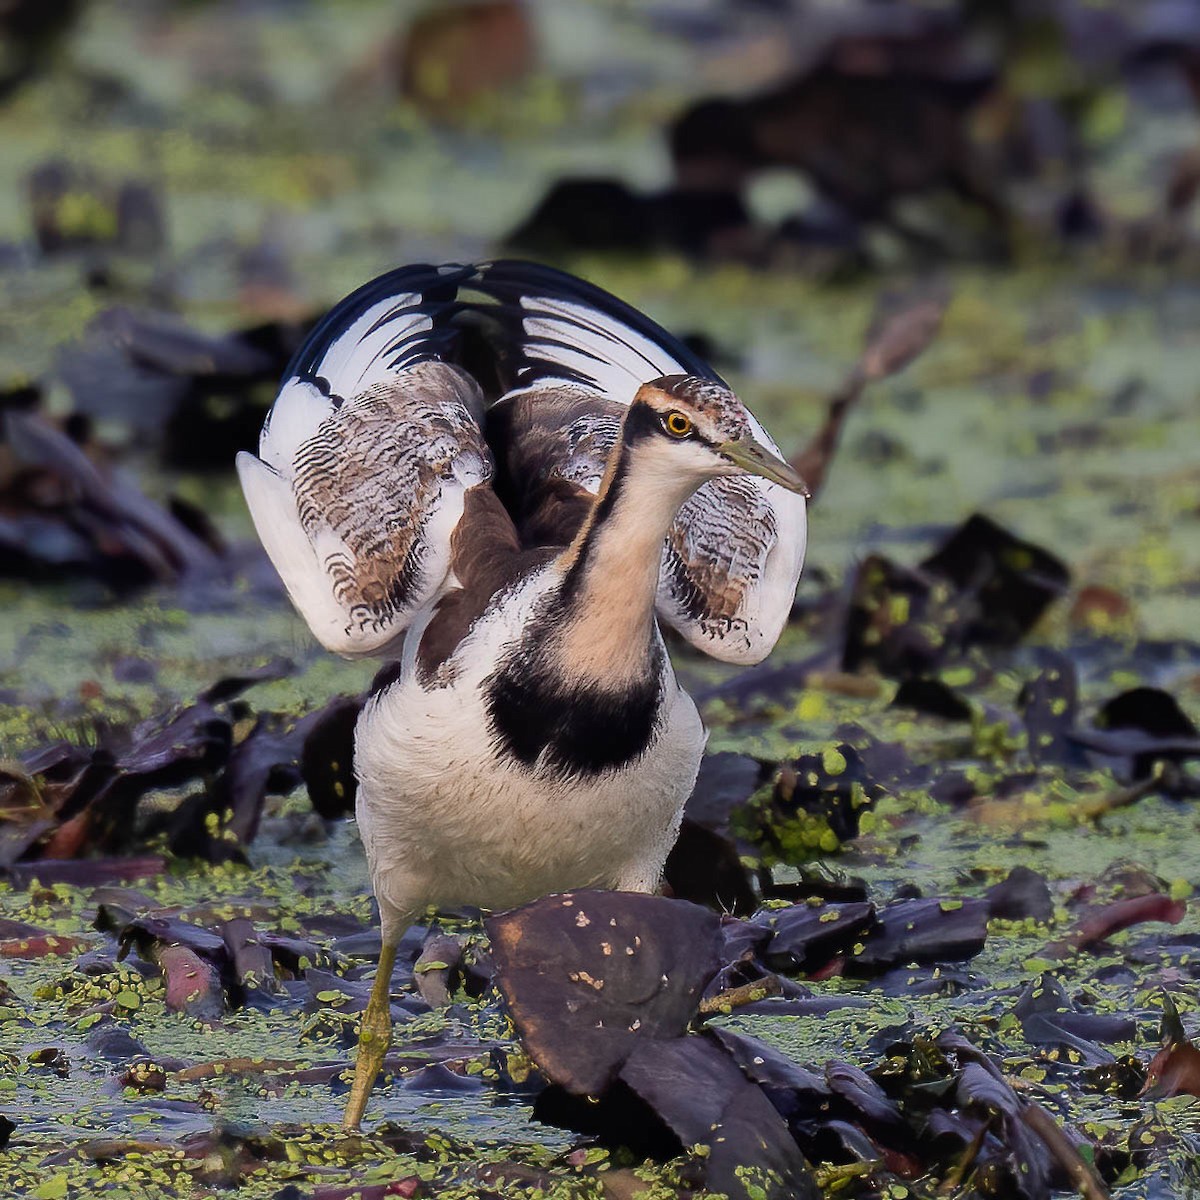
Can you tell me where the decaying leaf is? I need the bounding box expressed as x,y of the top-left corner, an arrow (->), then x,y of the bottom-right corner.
487,891 -> 723,1095
1142,994 -> 1200,1100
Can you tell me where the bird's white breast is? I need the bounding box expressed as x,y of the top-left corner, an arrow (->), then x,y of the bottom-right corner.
353,567 -> 706,932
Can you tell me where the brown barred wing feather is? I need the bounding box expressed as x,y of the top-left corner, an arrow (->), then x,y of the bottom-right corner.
486,383 -> 622,548
659,476 -> 796,664
237,361 -> 491,658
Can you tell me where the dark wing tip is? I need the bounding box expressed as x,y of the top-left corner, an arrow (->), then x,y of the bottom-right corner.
472,259 -> 725,392
284,261 -> 479,385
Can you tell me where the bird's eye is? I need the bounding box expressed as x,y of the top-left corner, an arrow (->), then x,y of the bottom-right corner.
664,411 -> 693,438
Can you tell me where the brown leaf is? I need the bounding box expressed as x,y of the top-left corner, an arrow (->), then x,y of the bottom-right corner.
486,890 -> 722,1095
1044,893 -> 1186,960
1143,994 -> 1200,1099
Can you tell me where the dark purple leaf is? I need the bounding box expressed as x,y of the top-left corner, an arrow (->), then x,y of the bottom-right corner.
664,753 -> 768,915
665,821 -> 760,915
760,901 -> 876,974
619,1035 -> 819,1200
1018,653 -> 1085,767
925,1106 -> 987,1152
487,890 -> 723,1095
847,897 -> 989,976
86,1022 -> 151,1062
708,1026 -> 827,1097
842,554 -> 948,677
920,515 -> 1070,645
1098,687 -> 1198,739
872,962 -> 986,996
221,918 -> 281,1006
257,931 -> 331,976
808,1119 -> 889,1166
1072,687 -> 1200,779
986,866 -> 1053,922
825,1060 -> 907,1135
399,1062 -> 483,1094
892,676 -> 974,721
200,660 -> 296,704
683,753 -> 767,834
844,516 -> 1069,679
1015,974 -> 1136,1063
300,696 -> 362,819
117,914 -> 228,963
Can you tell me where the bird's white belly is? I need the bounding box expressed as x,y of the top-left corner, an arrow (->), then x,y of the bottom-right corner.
352,578 -> 706,931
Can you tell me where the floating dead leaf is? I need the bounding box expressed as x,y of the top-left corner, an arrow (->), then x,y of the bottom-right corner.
1018,652 -> 1086,768
844,516 -> 1070,679
486,890 -> 723,1095
759,900 -> 876,975
1044,892 -> 1186,960
846,897 -> 989,977
1071,686 -> 1200,784
2,410 -> 220,585
221,918 -> 281,1007
986,866 -> 1053,922
1015,974 -> 1136,1065
1143,993 -> 1200,1100
618,1034 -> 819,1200
300,695 -> 363,819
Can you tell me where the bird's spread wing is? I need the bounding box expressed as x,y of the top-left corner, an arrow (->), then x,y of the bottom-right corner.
472,261 -> 807,665
238,260 -> 806,665
236,265 -> 492,658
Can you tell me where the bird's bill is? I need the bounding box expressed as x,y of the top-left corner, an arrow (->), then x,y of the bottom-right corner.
719,436 -> 811,496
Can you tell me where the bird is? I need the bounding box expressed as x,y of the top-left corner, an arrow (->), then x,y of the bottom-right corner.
235,260 -> 808,1130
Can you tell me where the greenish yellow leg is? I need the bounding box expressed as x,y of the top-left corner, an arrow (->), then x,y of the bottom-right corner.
343,938 -> 397,1132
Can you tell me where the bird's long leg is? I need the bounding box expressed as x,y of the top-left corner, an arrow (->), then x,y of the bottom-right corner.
342,936 -> 397,1132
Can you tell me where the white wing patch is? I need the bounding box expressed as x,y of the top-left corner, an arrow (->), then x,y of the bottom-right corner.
517,293 -> 692,404
258,379 -> 332,474
309,291 -> 434,398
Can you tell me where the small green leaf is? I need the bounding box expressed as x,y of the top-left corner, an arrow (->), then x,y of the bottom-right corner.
34,1174 -> 69,1200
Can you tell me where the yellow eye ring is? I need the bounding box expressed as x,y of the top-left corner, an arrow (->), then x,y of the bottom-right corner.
665,412 -> 692,438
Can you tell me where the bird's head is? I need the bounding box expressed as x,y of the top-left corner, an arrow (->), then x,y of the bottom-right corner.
625,375 -> 809,496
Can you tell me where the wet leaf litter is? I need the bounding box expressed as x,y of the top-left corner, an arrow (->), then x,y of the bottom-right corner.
2,4 -> 1200,1199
